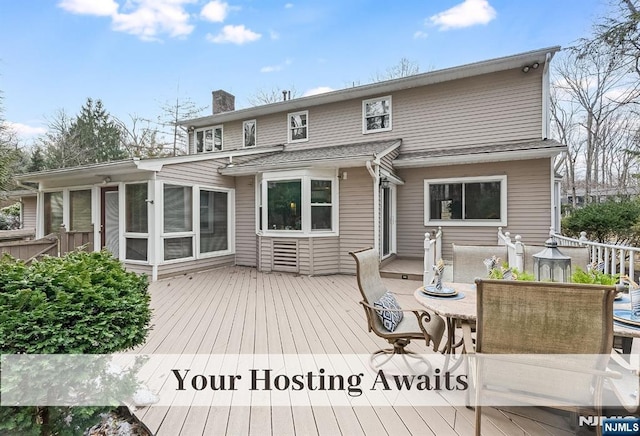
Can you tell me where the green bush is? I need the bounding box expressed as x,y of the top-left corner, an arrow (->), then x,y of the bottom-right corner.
570,266 -> 619,285
562,199 -> 640,244
0,250 -> 152,434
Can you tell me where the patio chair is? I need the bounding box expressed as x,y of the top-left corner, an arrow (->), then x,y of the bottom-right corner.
452,244 -> 508,283
350,248 -> 445,365
473,279 -> 619,436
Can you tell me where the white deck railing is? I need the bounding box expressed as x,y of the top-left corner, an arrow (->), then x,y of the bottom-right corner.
423,227 -> 442,287
551,230 -> 640,281
497,227 -> 524,272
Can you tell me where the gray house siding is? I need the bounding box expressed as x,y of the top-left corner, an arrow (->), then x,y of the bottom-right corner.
396,158 -> 552,260
235,175 -> 256,267
157,160 -> 234,188
188,69 -> 542,157
338,166 -> 374,274
156,255 -> 234,279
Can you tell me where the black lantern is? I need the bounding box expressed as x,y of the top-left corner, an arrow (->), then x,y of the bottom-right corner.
533,238 -> 571,282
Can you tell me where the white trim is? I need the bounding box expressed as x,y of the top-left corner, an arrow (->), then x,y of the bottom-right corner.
423,175 -> 508,227
243,119 -> 257,148
287,110 -> 309,143
362,95 -> 392,134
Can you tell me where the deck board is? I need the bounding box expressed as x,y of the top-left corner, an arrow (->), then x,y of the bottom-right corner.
131,266 -> 586,435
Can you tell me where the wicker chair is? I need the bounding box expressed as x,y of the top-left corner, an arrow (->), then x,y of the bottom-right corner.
473,279 -> 619,436
350,248 -> 445,365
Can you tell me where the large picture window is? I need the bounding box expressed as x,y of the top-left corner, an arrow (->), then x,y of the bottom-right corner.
260,171 -> 336,235
196,126 -> 223,153
363,96 -> 392,133
287,111 -> 308,143
424,176 -> 507,226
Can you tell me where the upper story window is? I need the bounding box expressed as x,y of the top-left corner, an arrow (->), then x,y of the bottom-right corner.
363,96 -> 392,134
243,120 -> 256,148
196,126 -> 223,153
424,176 -> 507,227
288,110 -> 308,143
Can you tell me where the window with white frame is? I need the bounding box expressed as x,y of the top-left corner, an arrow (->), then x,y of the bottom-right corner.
259,170 -> 337,235
163,184 -> 193,261
195,126 -> 223,153
243,120 -> 256,148
287,111 -> 308,143
69,189 -> 92,231
199,189 -> 229,253
424,176 -> 507,226
363,96 -> 392,133
43,191 -> 63,235
125,183 -> 149,261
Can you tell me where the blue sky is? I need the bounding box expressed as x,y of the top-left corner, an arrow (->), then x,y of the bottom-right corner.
0,0 -> 610,144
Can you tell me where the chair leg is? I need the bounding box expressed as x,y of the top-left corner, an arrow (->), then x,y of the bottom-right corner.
475,405 -> 482,436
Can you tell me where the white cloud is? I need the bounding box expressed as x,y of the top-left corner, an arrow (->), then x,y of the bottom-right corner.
7,122 -> 47,140
414,30 -> 428,39
58,0 -> 119,16
260,59 -> 291,73
207,25 -> 261,44
201,0 -> 228,22
284,3 -> 294,8
112,0 -> 195,41
429,0 -> 496,30
303,86 -> 334,97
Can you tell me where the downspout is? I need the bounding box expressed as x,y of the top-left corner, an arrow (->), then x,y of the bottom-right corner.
366,159 -> 380,255
541,52 -> 552,139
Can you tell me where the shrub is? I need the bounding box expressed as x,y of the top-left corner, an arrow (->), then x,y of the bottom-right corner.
562,199 -> 640,244
0,250 -> 152,435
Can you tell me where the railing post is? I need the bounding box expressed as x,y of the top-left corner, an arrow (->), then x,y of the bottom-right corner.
424,232 -> 434,287
514,235 -> 524,272
435,226 -> 442,263
579,231 -> 588,246
59,224 -> 68,257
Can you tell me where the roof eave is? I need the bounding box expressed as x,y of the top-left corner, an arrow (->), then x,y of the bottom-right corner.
393,146 -> 566,168
14,160 -> 144,183
219,157 -> 373,176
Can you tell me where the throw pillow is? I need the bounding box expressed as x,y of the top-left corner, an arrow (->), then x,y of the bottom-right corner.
373,291 -> 403,332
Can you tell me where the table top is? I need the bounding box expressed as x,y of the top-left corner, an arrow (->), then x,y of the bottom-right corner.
414,282 -> 640,339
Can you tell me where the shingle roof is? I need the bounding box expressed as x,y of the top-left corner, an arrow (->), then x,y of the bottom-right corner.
394,139 -> 565,162
220,139 -> 401,174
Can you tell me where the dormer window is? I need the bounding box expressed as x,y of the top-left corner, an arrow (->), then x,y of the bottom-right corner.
196,126 -> 223,153
363,96 -> 392,133
288,111 -> 308,143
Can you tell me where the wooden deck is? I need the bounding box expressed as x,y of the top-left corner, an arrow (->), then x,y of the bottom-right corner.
131,266 -> 586,435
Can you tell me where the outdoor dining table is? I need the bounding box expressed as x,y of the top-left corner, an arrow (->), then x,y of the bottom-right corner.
414,282 -> 640,358
414,282 -> 640,412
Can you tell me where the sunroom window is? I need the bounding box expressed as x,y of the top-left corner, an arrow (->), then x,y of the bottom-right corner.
69,190 -> 92,231
424,176 -> 507,226
196,126 -> 223,153
363,96 -> 392,133
287,111 -> 308,143
268,180 -> 302,231
200,190 -> 228,253
125,183 -> 149,262
310,180 -> 332,230
43,191 -> 63,235
163,184 -> 193,261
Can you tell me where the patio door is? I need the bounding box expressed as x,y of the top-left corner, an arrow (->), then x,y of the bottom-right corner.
101,186 -> 119,257
380,185 -> 395,258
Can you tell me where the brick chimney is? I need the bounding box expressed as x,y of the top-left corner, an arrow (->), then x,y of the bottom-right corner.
212,90 -> 235,114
